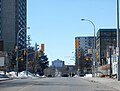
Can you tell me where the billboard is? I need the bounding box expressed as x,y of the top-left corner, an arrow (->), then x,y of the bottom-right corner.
0,57 -> 4,66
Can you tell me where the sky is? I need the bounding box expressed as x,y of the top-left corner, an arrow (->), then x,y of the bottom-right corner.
27,0 -> 116,65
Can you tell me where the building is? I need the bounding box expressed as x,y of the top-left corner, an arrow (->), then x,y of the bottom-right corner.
0,0 -> 27,53
75,36 -> 96,74
96,29 -> 119,66
75,36 -> 95,54
52,59 -> 64,68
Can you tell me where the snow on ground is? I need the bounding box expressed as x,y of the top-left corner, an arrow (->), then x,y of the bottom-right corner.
73,75 -> 79,77
0,71 -> 4,74
84,74 -> 92,77
7,71 -> 18,78
0,71 -> 40,78
19,71 -> 34,78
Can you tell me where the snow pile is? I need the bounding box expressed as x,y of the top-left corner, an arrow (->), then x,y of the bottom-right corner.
6,71 -> 40,78
0,71 -> 4,74
7,71 -> 18,78
85,74 -> 92,77
0,71 -> 42,78
19,71 -> 35,78
73,75 -> 79,78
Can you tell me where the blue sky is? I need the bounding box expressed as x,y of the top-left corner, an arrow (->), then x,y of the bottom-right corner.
27,0 -> 116,65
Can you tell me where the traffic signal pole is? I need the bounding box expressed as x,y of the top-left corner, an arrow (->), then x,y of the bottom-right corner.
26,35 -> 31,76
34,43 -> 39,76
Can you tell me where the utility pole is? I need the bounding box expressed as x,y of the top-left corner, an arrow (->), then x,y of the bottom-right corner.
109,46 -> 112,78
26,35 -> 31,76
116,0 -> 120,81
75,38 -> 80,76
34,43 -> 39,76
81,19 -> 96,77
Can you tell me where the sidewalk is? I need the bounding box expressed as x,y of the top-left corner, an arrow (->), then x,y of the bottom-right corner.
82,77 -> 120,90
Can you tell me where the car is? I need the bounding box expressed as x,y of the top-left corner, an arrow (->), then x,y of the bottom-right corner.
79,73 -> 85,77
47,74 -> 52,77
0,74 -> 9,78
61,74 -> 69,77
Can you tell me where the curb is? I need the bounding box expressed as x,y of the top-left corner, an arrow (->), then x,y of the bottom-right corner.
81,77 -> 99,83
0,78 -> 13,81
81,77 -> 120,91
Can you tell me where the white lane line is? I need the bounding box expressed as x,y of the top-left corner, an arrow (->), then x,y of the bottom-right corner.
17,85 -> 33,91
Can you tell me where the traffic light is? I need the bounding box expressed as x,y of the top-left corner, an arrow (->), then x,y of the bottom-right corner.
90,58 -> 92,61
86,58 -> 89,61
85,58 -> 92,61
21,58 -> 24,61
16,58 -> 19,61
96,52 -> 99,59
23,50 -> 26,56
78,52 -> 81,58
38,51 -> 41,57
41,44 -> 44,52
89,48 -> 93,54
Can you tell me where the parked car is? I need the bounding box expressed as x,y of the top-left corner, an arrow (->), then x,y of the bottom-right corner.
79,73 -> 85,77
0,74 -> 9,78
61,74 -> 69,77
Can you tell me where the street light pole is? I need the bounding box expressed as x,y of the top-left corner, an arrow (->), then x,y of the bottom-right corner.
81,18 -> 96,77
34,43 -> 39,76
109,46 -> 112,78
16,27 -> 30,77
116,0 -> 120,81
26,35 -> 31,76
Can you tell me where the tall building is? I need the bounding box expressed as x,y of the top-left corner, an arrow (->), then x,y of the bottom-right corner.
75,36 -> 96,73
75,36 -> 95,54
0,0 -> 27,53
96,29 -> 119,66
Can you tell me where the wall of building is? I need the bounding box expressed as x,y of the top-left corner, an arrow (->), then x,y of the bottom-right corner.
52,59 -> 64,68
0,0 -> 27,53
96,29 -> 117,66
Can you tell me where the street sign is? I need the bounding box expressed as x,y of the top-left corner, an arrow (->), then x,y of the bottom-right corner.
116,47 -> 119,56
0,57 -> 5,66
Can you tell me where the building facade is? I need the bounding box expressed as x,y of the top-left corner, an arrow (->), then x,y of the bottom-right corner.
75,36 -> 96,74
52,59 -> 64,68
0,0 -> 27,53
75,36 -> 95,54
96,29 -> 119,66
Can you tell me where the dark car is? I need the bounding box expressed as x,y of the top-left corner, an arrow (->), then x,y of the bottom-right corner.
79,73 -> 85,77
61,74 -> 69,77
0,74 -> 9,78
47,74 -> 53,77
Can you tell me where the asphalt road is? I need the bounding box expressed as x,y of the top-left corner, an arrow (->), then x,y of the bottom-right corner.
0,77 -> 119,91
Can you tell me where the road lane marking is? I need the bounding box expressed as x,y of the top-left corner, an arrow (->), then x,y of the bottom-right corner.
17,85 -> 33,91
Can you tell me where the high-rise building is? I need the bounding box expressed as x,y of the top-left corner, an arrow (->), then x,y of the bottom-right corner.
75,36 -> 95,56
96,29 -> 119,66
75,36 -> 96,73
0,0 -> 27,53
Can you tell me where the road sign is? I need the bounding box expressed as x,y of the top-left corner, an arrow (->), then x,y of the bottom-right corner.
0,57 -> 5,66
116,47 -> 119,56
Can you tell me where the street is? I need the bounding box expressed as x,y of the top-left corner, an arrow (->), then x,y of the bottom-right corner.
0,77 -> 119,91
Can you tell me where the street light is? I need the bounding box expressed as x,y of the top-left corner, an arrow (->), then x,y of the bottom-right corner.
16,27 -> 30,77
81,18 -> 96,77
116,0 -> 120,81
